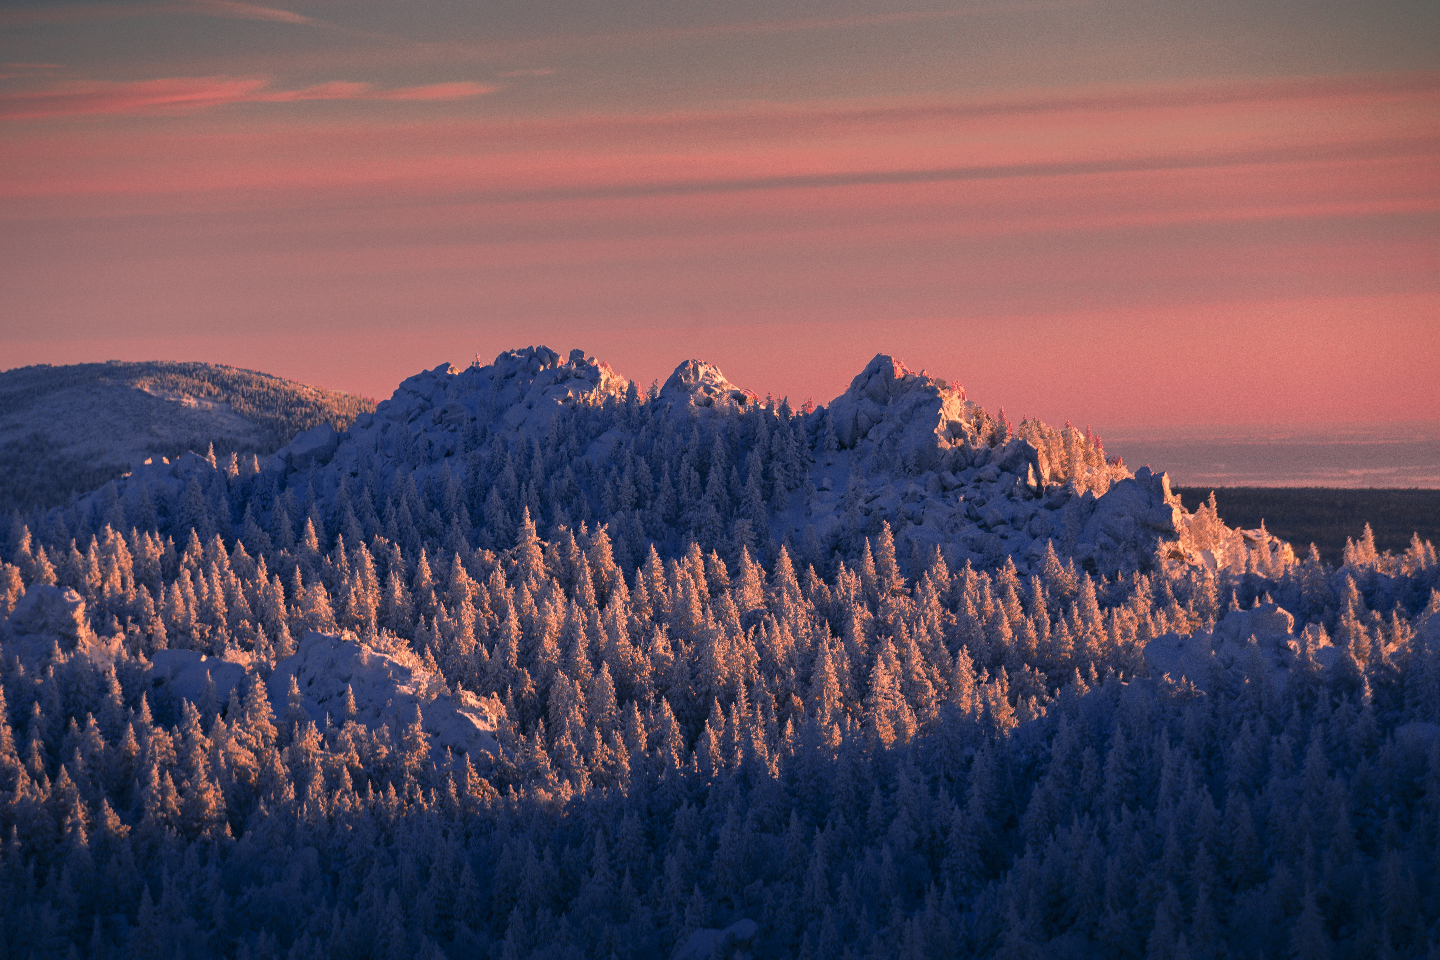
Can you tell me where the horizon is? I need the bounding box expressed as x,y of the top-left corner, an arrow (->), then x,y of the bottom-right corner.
2,0 -> 1437,434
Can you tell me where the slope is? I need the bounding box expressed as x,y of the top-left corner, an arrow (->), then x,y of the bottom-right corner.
0,360 -> 375,513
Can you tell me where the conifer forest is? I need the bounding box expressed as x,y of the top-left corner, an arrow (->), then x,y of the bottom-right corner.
2,347 -> 1439,960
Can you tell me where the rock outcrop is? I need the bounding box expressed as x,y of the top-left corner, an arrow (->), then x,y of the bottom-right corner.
826,354 -> 987,471
268,630 -> 502,759
70,345 -> 1288,580
659,359 -> 758,413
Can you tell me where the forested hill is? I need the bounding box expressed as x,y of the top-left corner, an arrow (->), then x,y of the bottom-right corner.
0,361 -> 375,514
1,346 -> 1438,959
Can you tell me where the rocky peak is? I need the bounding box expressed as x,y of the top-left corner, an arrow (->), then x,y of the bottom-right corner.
659,359 -> 757,412
825,353 -> 986,471
366,345 -> 630,442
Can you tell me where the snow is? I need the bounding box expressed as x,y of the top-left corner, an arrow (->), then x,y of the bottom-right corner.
826,353 -> 984,471
659,359 -> 758,413
1,583 -> 127,672
11,349 -> 1440,960
73,345 -> 1291,588
266,346 -> 1283,579
4,584 -> 90,650
281,422 -> 340,471
368,346 -> 630,442
149,649 -> 249,707
673,918 -> 759,960
1142,601 -> 1336,692
0,374 -> 263,484
268,630 -> 501,758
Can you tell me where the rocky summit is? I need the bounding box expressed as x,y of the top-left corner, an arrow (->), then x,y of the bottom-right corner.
83,345 -> 1283,582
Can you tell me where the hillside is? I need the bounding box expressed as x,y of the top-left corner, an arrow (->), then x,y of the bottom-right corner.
1,346 -> 1438,959
0,361 -> 375,514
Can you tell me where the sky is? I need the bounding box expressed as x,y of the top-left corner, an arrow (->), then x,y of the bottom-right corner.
2,0 -> 1438,438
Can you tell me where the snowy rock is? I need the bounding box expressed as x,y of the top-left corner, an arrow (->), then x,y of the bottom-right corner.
659,360 -> 758,413
1143,602 -> 1333,693
673,918 -> 759,960
282,423 -> 340,471
269,631 -> 501,758
2,584 -> 127,670
148,650 -> 249,707
1080,467 -> 1185,575
825,354 -> 985,472
369,346 -> 630,443
68,344 -> 1287,582
4,584 -> 90,648
1214,602 -> 1295,646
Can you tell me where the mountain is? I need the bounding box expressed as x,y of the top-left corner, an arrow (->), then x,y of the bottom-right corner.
3,346 -> 1438,959
0,360 -> 375,514
77,345 -> 1284,581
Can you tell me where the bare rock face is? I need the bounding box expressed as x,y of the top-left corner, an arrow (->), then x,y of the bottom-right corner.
825,354 -> 987,472
659,359 -> 758,412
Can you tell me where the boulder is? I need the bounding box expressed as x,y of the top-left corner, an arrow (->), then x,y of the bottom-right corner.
5,584 -> 90,648
269,631 -> 501,758
285,423 -> 339,470
824,354 -> 986,471
148,650 -> 249,707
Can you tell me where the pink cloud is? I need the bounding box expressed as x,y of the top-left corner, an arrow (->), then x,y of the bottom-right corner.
0,75 -> 497,119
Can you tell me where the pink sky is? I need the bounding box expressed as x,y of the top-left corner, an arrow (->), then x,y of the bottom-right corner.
1,1 -> 1437,429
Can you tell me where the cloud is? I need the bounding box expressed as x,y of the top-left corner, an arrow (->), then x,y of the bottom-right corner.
181,0 -> 316,25
0,75 -> 497,119
0,1 -> 317,28
370,82 -> 498,102
464,1 -> 1083,59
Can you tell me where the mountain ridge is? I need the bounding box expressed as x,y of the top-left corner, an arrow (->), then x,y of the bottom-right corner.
55,345 -> 1285,583
0,360 -> 375,514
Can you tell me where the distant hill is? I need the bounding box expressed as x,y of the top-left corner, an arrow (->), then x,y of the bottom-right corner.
0,360 -> 374,513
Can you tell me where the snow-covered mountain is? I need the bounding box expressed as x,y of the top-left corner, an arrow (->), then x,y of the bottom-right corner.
3,346 -> 1439,960
0,360 -> 374,513
96,345 -> 1280,579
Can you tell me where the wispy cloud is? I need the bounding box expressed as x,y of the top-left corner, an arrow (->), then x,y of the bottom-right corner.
0,1 -> 318,28
463,1 -> 1083,59
369,82 -> 497,102
182,0 -> 316,26
0,75 -> 497,119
